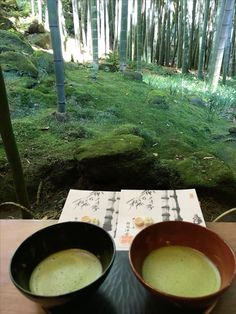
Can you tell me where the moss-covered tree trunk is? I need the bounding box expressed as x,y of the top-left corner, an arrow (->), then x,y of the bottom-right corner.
0,66 -> 31,218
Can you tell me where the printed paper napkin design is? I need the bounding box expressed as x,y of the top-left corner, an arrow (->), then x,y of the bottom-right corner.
115,189 -> 205,249
59,190 -> 120,239
59,189 -> 205,250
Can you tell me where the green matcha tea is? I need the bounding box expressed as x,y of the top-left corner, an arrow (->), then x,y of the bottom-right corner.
142,245 -> 221,297
29,248 -> 102,296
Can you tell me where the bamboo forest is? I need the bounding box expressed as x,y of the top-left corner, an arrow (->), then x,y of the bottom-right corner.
0,0 -> 236,220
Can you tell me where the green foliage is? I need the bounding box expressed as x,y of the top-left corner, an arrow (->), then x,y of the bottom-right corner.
0,0 -> 18,17
206,93 -> 228,122
61,0 -> 74,35
143,69 -> 236,122
198,87 -> 236,122
104,51 -> 119,68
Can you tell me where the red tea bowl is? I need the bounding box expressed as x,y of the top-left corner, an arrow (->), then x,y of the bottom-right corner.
129,221 -> 236,312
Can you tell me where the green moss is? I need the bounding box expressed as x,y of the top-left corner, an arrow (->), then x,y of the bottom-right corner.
27,33 -> 51,49
8,86 -> 56,117
32,50 -> 54,75
1,61 -> 236,207
164,151 -> 235,188
0,51 -> 38,77
113,124 -> 138,135
147,89 -> 168,103
75,134 -> 144,161
0,30 -> 33,54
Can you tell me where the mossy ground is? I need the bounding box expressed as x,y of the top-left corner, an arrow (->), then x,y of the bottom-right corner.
1,51 -> 236,221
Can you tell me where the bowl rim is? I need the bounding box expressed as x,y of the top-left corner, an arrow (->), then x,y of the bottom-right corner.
129,220 -> 236,302
9,221 -> 116,299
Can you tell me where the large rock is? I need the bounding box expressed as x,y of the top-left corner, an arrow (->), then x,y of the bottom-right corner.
76,134 -> 144,161
0,51 -> 38,77
0,30 -> 33,54
27,32 -> 51,49
32,50 -> 54,74
74,134 -> 180,190
27,20 -> 45,34
164,151 -> 236,190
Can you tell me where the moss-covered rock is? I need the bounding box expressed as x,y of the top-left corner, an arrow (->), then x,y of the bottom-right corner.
112,124 -> 139,135
147,89 -> 168,104
0,30 -> 33,54
0,51 -> 38,77
27,20 -> 45,34
76,134 -> 144,161
32,50 -> 54,74
164,151 -> 236,189
72,134 -> 181,190
123,70 -> 143,81
27,32 -> 51,49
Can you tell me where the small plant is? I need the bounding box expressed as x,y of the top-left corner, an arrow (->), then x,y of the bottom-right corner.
206,92 -> 229,122
104,51 -> 119,67
169,84 -> 177,95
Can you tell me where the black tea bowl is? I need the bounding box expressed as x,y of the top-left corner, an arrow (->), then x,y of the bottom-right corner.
10,221 -> 115,310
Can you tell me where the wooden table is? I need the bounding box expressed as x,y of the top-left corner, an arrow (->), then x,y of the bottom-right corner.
0,220 -> 235,314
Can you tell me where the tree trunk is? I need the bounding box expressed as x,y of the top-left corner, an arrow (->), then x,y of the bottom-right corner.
113,0 -> 120,51
46,0 -> 66,113
171,1 -> 179,66
222,1 -> 235,84
58,0 -> 68,58
105,0 -> 110,54
119,0 -> 128,71
136,0 -> 142,72
150,0 -> 157,62
189,0 -> 197,68
37,0 -> 42,23
177,0 -> 183,68
0,67 -> 31,218
231,14 -> 236,77
72,0 -> 81,60
90,0 -> 99,79
31,0 -> 35,18
80,1 -> 88,53
98,0 -> 106,57
197,0 -> 210,79
208,0 -> 235,91
182,0 -> 189,73
166,0 -> 171,66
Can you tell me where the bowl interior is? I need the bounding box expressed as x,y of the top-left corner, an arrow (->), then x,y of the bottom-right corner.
129,221 -> 236,295
10,222 -> 115,298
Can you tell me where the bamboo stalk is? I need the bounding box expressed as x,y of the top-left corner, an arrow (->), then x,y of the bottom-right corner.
0,66 -> 32,218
